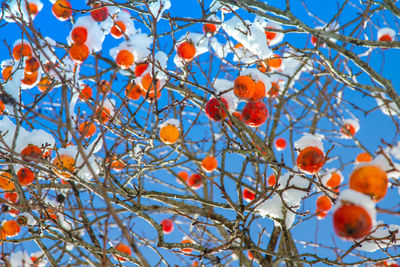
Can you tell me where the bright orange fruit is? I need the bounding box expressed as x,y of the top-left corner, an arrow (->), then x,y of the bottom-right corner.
177,41 -> 196,61
0,172 -> 15,191
52,0 -> 72,21
159,124 -> 179,144
349,165 -> 388,202
52,154 -> 76,179
296,146 -> 325,175
71,27 -> 88,44
115,243 -> 131,262
69,43 -> 89,63
201,156 -> 218,173
333,204 -> 372,240
316,195 -> 332,212
234,76 -> 256,100
116,50 -> 134,69
17,167 -> 35,186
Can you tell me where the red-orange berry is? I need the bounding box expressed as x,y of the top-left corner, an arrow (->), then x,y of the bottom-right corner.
69,43 -> 89,63
91,5 -> 109,22
71,27 -> 88,44
52,0 -> 72,21
296,146 -> 325,175
177,41 -> 196,61
201,156 -> 218,173
234,76 -> 256,100
17,167 -> 35,186
349,165 -> 388,202
333,204 -> 372,240
316,195 -> 332,212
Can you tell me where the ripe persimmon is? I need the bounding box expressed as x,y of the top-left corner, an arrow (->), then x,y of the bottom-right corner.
116,50 -> 134,69
97,80 -> 110,95
316,195 -> 332,212
234,75 -> 256,100
24,57 -> 39,74
91,5 -> 109,22
134,62 -> 148,77
265,28 -> 277,44
242,101 -> 268,127
203,23 -> 217,34
79,85 -> 92,100
69,43 -> 89,63
267,54 -> 282,69
52,154 -> 76,179
177,41 -> 196,61
2,220 -> 20,237
205,98 -> 228,121
21,144 -> 42,162
159,124 -> 179,145
12,43 -> 32,61
0,172 -> 15,191
71,27 -> 88,44
4,192 -> 18,203
249,81 -> 266,102
355,152 -> 372,163
27,3 -> 39,17
125,82 -> 142,101
2,66 -> 13,81
161,219 -> 174,234
341,123 -> 356,137
379,34 -> 393,42
333,204 -> 372,239
0,101 -> 4,115
141,73 -> 162,99
96,107 -> 111,124
201,156 -> 218,173
115,243 -> 131,262
111,21 -> 126,39
243,188 -> 255,202
78,121 -> 96,138
52,0 -> 72,21
267,82 -> 280,97
326,172 -> 342,189
108,157 -> 125,171
21,71 -> 39,86
268,174 -> 276,186
316,209 -> 328,219
296,146 -> 325,175
181,239 -> 194,253
275,137 -> 287,151
177,171 -> 189,184
37,77 -> 52,92
349,165 -> 388,202
17,167 -> 35,186
188,173 -> 202,189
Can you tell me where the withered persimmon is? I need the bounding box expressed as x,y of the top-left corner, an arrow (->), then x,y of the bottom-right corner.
52,154 -> 76,179
2,220 -> 20,237
188,174 -> 202,189
111,21 -> 126,39
205,97 -> 228,121
91,5 -> 109,22
21,144 -> 42,161
2,66 -> 13,81
12,43 -> 32,61
316,195 -> 332,212
296,146 -> 325,175
242,101 -> 268,127
268,174 -> 276,186
201,156 -> 218,173
243,188 -> 255,202
249,80 -> 266,102
275,137 -> 287,151
52,0 -> 72,21
349,165 -> 388,202
135,62 -> 148,77
333,204 -> 372,240
17,167 -> 35,186
114,243 -> 131,262
161,219 -> 174,234
71,27 -> 88,44
177,41 -> 196,61
0,172 -> 15,191
159,124 -> 179,145
79,85 -> 92,100
69,43 -> 89,63
234,75 -> 256,100
78,121 -> 96,138
355,152 -> 372,163
24,57 -> 40,74
116,50 -> 134,69
203,23 -> 217,34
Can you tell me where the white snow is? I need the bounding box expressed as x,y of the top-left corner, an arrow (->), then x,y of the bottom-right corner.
67,16 -> 105,53
148,0 -> 171,21
295,134 -> 325,154
357,222 -> 400,252
377,27 -> 396,41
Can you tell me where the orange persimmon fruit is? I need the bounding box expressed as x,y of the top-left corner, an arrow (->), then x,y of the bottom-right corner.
125,82 -> 142,101
78,121 -> 96,138
177,41 -> 196,61
159,124 -> 179,145
69,43 -> 89,63
115,243 -> 131,262
12,43 -> 32,61
71,26 -> 88,44
333,204 -> 372,240
52,0 -> 72,21
355,152 -> 372,163
0,172 -> 15,191
316,195 -> 332,212
201,156 -> 218,173
52,154 -> 76,179
296,146 -> 325,175
111,21 -> 126,39
2,220 -> 20,237
234,75 -> 256,100
349,165 -> 388,202
115,50 -> 134,69
17,167 -> 35,186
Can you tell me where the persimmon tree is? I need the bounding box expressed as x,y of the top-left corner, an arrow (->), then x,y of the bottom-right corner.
0,0 -> 400,266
